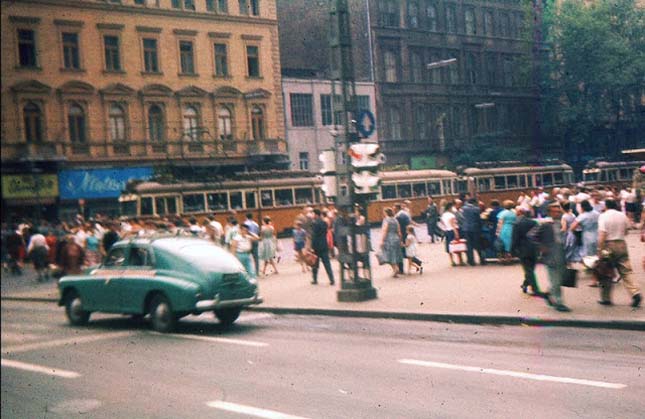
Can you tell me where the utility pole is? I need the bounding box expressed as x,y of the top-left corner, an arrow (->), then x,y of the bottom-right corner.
329,0 -> 377,301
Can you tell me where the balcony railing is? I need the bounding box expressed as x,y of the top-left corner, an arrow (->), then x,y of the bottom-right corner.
1,137 -> 288,163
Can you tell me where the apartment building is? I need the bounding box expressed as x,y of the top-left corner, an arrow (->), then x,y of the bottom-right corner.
1,0 -> 286,219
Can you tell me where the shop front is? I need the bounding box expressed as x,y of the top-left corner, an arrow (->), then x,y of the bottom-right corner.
1,174 -> 59,222
58,167 -> 153,220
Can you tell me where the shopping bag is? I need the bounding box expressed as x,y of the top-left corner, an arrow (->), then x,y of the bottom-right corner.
302,250 -> 318,267
561,268 -> 578,288
449,239 -> 467,254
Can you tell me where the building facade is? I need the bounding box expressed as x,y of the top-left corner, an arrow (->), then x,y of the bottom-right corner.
278,0 -> 540,169
282,78 -> 378,173
1,0 -> 286,220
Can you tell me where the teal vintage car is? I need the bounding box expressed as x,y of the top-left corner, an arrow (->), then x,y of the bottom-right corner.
58,236 -> 262,332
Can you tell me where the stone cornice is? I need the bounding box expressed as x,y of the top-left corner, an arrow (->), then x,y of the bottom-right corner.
208,32 -> 231,39
241,34 -> 263,41
136,26 -> 162,33
173,29 -> 198,36
96,23 -> 125,30
12,0 -> 277,26
9,16 -> 41,24
54,19 -> 84,27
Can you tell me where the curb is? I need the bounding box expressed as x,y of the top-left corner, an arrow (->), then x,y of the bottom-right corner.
4,296 -> 644,331
246,306 -> 645,331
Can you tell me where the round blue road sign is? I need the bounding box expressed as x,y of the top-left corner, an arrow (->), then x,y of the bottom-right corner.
356,110 -> 376,138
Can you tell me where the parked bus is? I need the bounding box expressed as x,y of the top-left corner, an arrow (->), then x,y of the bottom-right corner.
582,160 -> 645,187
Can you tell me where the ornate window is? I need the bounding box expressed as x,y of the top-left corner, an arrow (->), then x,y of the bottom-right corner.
214,43 -> 228,76
218,106 -> 232,140
384,50 -> 398,82
446,4 -> 456,33
465,9 -> 476,35
109,104 -> 126,142
18,29 -> 37,67
246,45 -> 260,77
425,3 -> 437,31
380,0 -> 400,27
484,11 -> 494,36
143,38 -> 159,73
408,0 -> 419,29
179,41 -> 195,74
62,32 -> 80,70
68,103 -> 86,144
387,106 -> 402,140
148,104 -> 165,144
409,50 -> 423,83
104,35 -> 121,71
23,102 -> 43,143
183,106 -> 200,142
251,106 -> 265,140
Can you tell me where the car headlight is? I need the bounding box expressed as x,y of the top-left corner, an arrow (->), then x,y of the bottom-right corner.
248,277 -> 258,286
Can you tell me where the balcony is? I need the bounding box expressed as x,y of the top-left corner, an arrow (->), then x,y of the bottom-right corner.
1,137 -> 288,165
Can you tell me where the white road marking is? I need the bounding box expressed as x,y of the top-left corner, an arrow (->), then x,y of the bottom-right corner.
206,401 -> 310,419
1,332 -> 42,344
398,359 -> 626,389
2,331 -> 135,354
154,332 -> 268,347
1,358 -> 80,378
238,312 -> 273,322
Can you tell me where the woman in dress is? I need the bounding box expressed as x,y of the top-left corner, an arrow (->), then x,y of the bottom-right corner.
259,217 -> 279,276
570,200 -> 599,258
379,207 -> 402,277
560,201 -> 581,265
496,200 -> 517,262
84,227 -> 101,266
292,220 -> 308,272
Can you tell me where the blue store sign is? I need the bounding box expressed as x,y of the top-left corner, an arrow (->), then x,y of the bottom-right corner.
59,167 -> 153,200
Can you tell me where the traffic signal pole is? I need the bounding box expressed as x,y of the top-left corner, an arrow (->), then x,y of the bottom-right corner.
330,0 -> 377,301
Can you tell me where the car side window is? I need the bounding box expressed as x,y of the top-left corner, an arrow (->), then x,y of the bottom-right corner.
129,247 -> 152,267
104,247 -> 127,267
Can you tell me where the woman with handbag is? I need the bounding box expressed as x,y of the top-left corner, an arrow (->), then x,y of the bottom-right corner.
442,202 -> 464,267
379,207 -> 403,278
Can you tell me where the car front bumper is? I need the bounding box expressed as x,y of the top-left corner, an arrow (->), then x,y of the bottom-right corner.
195,293 -> 263,311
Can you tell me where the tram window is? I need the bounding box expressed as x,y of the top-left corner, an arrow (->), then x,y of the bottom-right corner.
554,172 -> 563,185
599,171 -> 606,182
534,174 -> 543,187
413,182 -> 426,197
543,173 -> 553,186
295,188 -> 313,204
245,191 -> 257,209
455,180 -> 468,194
398,184 -> 412,198
494,176 -> 506,190
607,170 -> 618,181
155,197 -> 165,215
155,197 -> 176,215
121,200 -> 137,217
230,191 -> 243,210
427,181 -> 441,196
442,179 -> 453,195
382,185 -> 396,199
183,194 -> 205,213
519,175 -> 526,188
477,178 -> 491,192
507,175 -> 518,189
275,189 -> 294,206
527,175 -> 534,187
141,197 -> 153,216
207,192 -> 228,211
619,168 -> 631,180
260,189 -> 274,207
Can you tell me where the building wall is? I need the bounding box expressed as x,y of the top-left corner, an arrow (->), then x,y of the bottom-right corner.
1,0 -> 285,168
282,78 -> 378,173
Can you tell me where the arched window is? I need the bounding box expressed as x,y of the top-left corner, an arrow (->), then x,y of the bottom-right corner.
23,102 -> 43,143
109,104 -> 126,142
384,50 -> 398,82
251,106 -> 264,140
148,104 -> 164,143
68,103 -> 86,143
425,3 -> 437,31
218,106 -> 232,141
183,106 -> 199,141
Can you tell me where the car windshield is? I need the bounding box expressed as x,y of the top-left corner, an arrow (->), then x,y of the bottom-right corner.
155,239 -> 244,273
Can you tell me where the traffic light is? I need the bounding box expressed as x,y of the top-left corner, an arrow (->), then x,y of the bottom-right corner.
319,149 -> 337,197
348,143 -> 385,194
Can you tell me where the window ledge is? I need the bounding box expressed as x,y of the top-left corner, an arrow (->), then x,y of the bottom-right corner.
213,74 -> 232,79
246,76 -> 263,80
178,72 -> 199,77
141,71 -> 164,76
15,65 -> 42,71
60,67 -> 86,73
103,69 -> 126,74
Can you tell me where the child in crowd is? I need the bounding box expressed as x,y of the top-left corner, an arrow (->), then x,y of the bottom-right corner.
405,225 -> 423,274
292,221 -> 308,272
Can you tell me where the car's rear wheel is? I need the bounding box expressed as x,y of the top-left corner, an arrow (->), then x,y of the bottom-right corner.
149,295 -> 176,333
65,293 -> 90,326
214,307 -> 241,326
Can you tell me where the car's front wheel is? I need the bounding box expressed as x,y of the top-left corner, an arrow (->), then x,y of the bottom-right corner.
149,295 -> 177,333
214,307 -> 241,326
65,293 -> 90,326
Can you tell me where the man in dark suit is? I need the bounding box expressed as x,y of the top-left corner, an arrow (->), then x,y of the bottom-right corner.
309,209 -> 335,285
462,198 -> 486,266
511,207 -> 542,296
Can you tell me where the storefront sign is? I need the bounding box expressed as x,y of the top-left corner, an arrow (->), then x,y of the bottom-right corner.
59,167 -> 153,200
1,174 -> 59,199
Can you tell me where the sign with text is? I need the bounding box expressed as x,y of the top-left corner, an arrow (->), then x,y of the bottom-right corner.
59,167 -> 153,200
2,174 -> 59,199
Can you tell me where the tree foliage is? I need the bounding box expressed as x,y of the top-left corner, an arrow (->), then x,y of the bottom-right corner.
539,0 -> 645,155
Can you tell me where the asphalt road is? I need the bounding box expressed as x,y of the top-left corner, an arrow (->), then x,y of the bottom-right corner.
2,301 -> 644,419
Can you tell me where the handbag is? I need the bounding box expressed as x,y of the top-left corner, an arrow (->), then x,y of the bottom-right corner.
302,250 -> 318,267
449,239 -> 467,254
375,252 -> 387,266
561,268 -> 578,287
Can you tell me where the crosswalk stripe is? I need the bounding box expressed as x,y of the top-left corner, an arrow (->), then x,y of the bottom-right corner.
2,331 -> 135,354
152,332 -> 268,347
398,359 -> 627,389
206,401 -> 310,419
1,358 -> 80,378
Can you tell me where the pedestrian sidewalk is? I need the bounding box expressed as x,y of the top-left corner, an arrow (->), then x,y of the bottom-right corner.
3,230 -> 644,330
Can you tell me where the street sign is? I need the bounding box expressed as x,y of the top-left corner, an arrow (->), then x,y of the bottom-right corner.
356,110 -> 376,138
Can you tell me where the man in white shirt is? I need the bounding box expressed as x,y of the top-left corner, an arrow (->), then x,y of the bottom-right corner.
208,215 -> 224,245
597,199 -> 641,307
